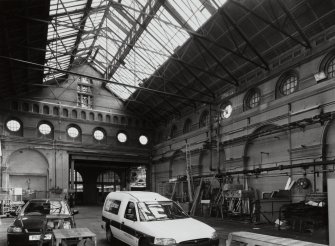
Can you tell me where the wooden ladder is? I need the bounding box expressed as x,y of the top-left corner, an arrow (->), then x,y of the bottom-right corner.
185,143 -> 194,202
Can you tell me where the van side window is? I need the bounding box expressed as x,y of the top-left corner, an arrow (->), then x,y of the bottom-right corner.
124,201 -> 137,221
104,199 -> 121,215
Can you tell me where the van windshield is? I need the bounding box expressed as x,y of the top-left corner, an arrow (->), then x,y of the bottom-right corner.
137,201 -> 189,221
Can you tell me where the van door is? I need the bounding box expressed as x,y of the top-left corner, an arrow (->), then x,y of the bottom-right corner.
103,198 -> 123,240
121,201 -> 140,246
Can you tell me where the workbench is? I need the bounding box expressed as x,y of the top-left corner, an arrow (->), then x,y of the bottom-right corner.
52,228 -> 96,246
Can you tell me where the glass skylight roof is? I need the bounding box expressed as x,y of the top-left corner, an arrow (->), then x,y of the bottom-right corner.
44,0 -> 227,100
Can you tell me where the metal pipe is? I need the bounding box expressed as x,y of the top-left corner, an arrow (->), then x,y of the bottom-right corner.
215,160 -> 335,178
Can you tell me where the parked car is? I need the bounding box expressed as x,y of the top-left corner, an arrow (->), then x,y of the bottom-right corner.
101,191 -> 219,246
7,198 -> 79,245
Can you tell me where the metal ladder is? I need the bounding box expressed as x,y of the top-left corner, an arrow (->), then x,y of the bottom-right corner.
185,143 -> 194,202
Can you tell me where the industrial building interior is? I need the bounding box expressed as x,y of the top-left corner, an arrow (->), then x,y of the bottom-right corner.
0,0 -> 334,245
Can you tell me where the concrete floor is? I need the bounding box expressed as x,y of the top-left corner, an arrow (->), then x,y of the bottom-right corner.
0,206 -> 328,246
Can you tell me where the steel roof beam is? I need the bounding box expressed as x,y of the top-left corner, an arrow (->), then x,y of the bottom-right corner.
107,0 -> 164,78
277,0 -> 311,49
199,0 -> 217,16
163,0 -> 194,31
85,2 -> 113,60
0,55 -> 214,105
229,0 -> 311,49
68,0 -> 93,68
194,37 -> 239,86
219,8 -> 269,71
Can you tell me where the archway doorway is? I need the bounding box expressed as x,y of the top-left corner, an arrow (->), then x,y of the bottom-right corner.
96,171 -> 121,204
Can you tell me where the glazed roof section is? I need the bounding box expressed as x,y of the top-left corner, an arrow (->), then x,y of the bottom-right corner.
44,0 -> 227,100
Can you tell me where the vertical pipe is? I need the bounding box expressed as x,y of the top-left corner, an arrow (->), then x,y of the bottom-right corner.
209,105 -> 213,171
288,103 -> 293,177
70,159 -> 74,191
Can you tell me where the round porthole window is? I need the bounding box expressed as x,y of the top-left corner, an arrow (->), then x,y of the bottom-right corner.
117,132 -> 127,143
39,123 -> 51,135
6,120 -> 21,132
67,127 -> 79,138
139,135 -> 148,145
94,129 -> 104,141
221,104 -> 233,119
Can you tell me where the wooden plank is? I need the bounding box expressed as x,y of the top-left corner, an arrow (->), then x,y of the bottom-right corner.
226,232 -> 327,246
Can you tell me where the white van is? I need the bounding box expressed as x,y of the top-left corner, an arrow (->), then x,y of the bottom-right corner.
101,191 -> 219,246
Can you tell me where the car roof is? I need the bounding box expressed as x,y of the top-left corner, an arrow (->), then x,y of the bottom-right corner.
106,191 -> 171,202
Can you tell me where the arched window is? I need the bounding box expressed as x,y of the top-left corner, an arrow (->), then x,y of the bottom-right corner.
113,116 -> 119,124
106,115 -> 111,123
183,119 -> 192,134
97,171 -> 121,203
43,105 -> 49,115
22,103 -> 29,112
326,56 -> 335,79
121,117 -> 126,124
199,110 -> 209,128
276,71 -> 299,98
170,125 -> 177,139
89,112 -> 94,121
77,77 -> 93,108
12,101 -> 19,111
98,113 -> 103,121
81,111 -> 86,120
72,109 -> 77,119
33,104 -> 39,113
53,107 -> 59,116
244,88 -> 261,110
63,108 -> 68,117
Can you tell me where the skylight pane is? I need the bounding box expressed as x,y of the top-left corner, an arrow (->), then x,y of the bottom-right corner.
168,0 -> 211,30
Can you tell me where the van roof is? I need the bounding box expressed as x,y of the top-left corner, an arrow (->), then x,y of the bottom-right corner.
106,191 -> 171,202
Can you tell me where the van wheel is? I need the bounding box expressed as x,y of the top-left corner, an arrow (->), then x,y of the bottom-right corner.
106,225 -> 114,243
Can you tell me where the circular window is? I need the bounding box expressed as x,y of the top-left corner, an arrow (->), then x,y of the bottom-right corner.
221,104 -> 233,119
139,135 -> 148,145
6,120 -> 21,132
67,127 -> 79,138
94,129 -> 104,141
117,132 -> 127,143
280,75 -> 298,95
39,123 -> 51,135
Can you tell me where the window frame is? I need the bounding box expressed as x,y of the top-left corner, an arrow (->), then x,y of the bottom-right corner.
77,77 -> 93,109
66,124 -> 81,141
276,71 -> 299,98
244,88 -> 261,110
117,131 -> 127,143
5,118 -> 23,137
37,121 -> 54,139
220,102 -> 233,119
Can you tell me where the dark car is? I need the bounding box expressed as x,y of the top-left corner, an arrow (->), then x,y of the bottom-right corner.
7,198 -> 78,246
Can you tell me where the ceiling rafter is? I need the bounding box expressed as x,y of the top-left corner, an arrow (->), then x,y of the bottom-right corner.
68,0 -> 93,68
0,55 -> 214,105
229,0 -> 311,49
219,7 -> 270,71
277,0 -> 311,49
107,0 -> 164,78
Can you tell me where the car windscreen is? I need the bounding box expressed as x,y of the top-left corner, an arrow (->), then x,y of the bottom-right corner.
22,200 -> 70,215
137,201 -> 189,221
